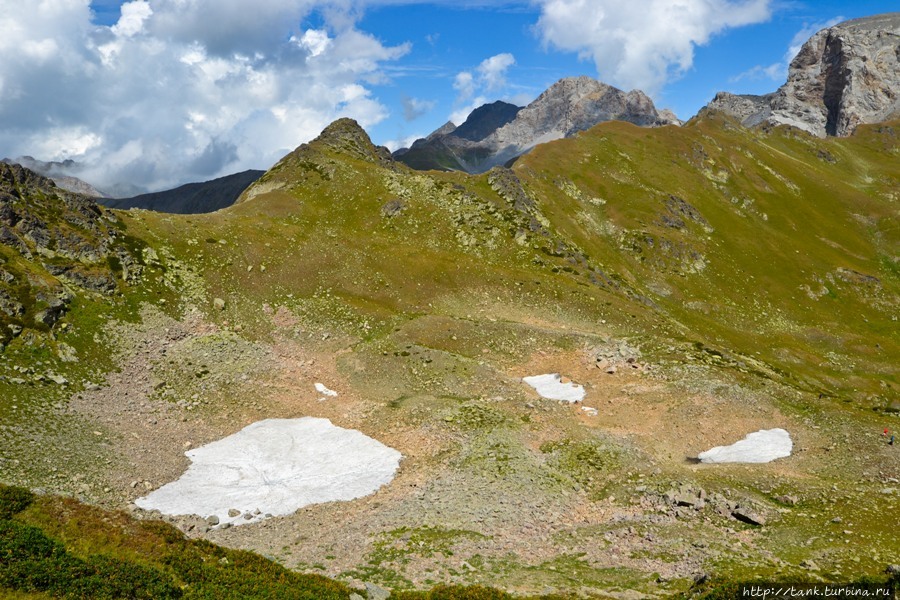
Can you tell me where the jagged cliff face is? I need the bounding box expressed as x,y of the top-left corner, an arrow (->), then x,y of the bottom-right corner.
396,76 -> 678,173
706,13 -> 900,137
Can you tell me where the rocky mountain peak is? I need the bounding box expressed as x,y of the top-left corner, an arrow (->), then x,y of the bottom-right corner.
427,121 -> 457,140
395,75 -> 674,173
312,117 -> 393,164
704,12 -> 899,136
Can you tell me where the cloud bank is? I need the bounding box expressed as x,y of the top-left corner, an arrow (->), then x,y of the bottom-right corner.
0,0 -> 409,193
535,0 -> 772,96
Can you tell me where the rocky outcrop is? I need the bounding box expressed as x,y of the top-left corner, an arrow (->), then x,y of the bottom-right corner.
0,163 -> 144,344
396,76 -> 679,173
705,92 -> 774,128
312,118 -> 395,166
100,170 -> 264,214
703,13 -> 900,136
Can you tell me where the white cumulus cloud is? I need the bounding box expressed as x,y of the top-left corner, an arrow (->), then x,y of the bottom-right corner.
535,0 -> 772,96
111,0 -> 152,37
0,0 -> 409,193
450,52 -> 517,123
477,52 -> 515,91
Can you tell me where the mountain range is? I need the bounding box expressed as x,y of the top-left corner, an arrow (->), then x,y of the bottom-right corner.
98,169 -> 265,214
9,12 -> 899,215
0,12 -> 898,600
394,76 -> 681,173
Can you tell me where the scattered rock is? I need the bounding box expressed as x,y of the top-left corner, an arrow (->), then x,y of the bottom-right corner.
673,492 -> 706,510
228,508 -> 241,518
206,515 -> 220,526
365,582 -> 390,600
213,297 -> 226,311
801,560 -> 820,571
380,199 -> 404,217
45,373 -> 68,385
732,507 -> 766,526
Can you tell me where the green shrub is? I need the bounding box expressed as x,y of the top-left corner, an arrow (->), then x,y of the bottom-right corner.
391,585 -> 576,600
0,520 -> 181,599
0,485 -> 35,519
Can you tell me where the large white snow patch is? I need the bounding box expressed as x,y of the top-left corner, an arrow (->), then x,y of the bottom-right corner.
135,417 -> 401,526
523,373 -> 585,403
698,428 -> 792,464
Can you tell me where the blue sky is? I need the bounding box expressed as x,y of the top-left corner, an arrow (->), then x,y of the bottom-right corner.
1,0 -> 896,192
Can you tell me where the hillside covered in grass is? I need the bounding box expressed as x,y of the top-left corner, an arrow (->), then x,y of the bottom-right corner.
0,112 -> 898,597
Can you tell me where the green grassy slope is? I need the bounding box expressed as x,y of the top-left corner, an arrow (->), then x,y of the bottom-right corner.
1,115 -> 898,597
515,114 -> 899,406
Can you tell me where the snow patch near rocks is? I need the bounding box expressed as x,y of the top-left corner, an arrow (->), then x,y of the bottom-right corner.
523,373 -> 585,403
699,428 -> 792,464
315,382 -> 338,397
135,417 -> 401,526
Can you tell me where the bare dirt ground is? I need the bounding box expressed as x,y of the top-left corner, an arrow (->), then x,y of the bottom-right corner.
63,302 -> 900,595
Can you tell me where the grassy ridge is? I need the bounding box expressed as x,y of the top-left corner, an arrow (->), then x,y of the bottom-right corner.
0,484 -> 351,599
0,486 -> 574,599
3,485 -> 896,599
517,115 -> 899,404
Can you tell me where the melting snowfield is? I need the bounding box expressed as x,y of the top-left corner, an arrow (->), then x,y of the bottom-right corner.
698,428 -> 793,463
523,373 -> 586,403
135,417 -> 402,526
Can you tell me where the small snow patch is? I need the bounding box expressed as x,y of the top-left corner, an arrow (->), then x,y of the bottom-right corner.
523,373 -> 585,403
135,417 -> 401,526
698,428 -> 792,464
315,382 -> 338,397
581,406 -> 599,417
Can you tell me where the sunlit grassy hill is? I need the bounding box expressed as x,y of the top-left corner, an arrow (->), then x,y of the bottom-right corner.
0,113 -> 898,598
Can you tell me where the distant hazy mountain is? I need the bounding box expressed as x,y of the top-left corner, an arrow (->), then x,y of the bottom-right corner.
704,12 -> 900,136
1,156 -> 108,198
395,76 -> 679,173
100,170 -> 265,214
